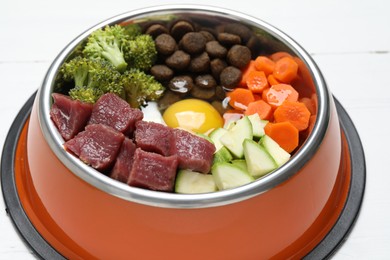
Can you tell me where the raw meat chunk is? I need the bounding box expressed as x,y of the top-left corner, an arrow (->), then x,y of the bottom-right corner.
110,138 -> 136,183
128,148 -> 178,192
88,93 -> 143,136
134,121 -> 175,156
173,128 -> 216,173
64,124 -> 124,171
50,93 -> 93,141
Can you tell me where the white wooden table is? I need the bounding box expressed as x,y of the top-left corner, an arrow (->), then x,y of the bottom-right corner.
1,0 -> 389,259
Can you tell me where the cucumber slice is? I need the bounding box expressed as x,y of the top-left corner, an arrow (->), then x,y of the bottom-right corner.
220,116 -> 253,158
247,114 -> 268,138
209,127 -> 228,152
213,146 -> 233,164
175,170 -> 217,194
259,135 -> 291,167
212,162 -> 254,190
243,139 -> 277,178
231,159 -> 248,172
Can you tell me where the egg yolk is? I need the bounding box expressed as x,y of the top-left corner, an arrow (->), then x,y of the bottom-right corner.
163,99 -> 224,134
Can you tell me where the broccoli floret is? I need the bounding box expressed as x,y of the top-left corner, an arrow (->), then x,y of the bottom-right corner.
123,23 -> 142,40
60,57 -> 124,103
83,25 -> 129,72
121,68 -> 165,108
124,34 -> 157,71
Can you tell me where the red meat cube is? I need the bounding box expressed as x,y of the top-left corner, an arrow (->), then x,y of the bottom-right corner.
88,93 -> 143,136
110,138 -> 137,183
128,148 -> 178,192
134,121 -> 176,156
50,93 -> 93,141
65,124 -> 124,171
173,128 -> 216,173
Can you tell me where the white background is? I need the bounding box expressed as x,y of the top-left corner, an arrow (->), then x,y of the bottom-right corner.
1,0 -> 390,259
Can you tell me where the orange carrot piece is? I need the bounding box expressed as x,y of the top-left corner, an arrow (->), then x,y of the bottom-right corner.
293,57 -> 316,94
263,84 -> 299,108
273,101 -> 311,131
227,88 -> 255,110
246,70 -> 269,94
254,56 -> 275,75
267,74 -> 280,86
244,100 -> 273,120
239,60 -> 256,87
261,87 -> 270,101
264,121 -> 299,153
273,56 -> 299,83
299,97 -> 315,115
253,94 -> 263,101
269,51 -> 293,62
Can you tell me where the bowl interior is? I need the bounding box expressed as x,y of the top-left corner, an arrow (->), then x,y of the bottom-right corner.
37,5 -> 329,208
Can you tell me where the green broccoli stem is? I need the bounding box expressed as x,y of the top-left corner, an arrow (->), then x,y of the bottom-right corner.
101,45 -> 127,73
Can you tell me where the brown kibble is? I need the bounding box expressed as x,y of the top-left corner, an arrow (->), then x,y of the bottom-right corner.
199,30 -> 216,42
205,41 -> 227,58
214,85 -> 226,100
210,58 -> 227,80
217,32 -> 241,47
165,50 -> 191,71
168,75 -> 194,94
181,32 -> 207,54
223,23 -> 252,43
145,24 -> 169,39
189,52 -> 210,73
190,85 -> 215,100
219,66 -> 242,89
195,74 -> 217,89
150,65 -> 174,82
227,45 -> 251,69
158,90 -> 183,111
211,100 -> 228,115
170,20 -> 194,41
155,34 -> 177,56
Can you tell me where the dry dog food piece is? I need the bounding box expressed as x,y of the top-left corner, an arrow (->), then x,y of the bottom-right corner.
227,45 -> 251,69
199,30 -> 216,42
155,34 -> 177,56
150,64 -> 174,82
158,90 -> 183,111
223,23 -> 252,43
165,50 -> 191,71
170,20 -> 194,40
211,100 -> 228,115
190,85 -> 215,100
205,41 -> 227,58
214,85 -> 226,100
145,24 -> 169,39
210,58 -> 227,80
168,75 -> 194,94
217,32 -> 241,47
219,66 -> 242,89
189,52 -> 210,73
195,74 -> 217,89
181,32 -> 207,54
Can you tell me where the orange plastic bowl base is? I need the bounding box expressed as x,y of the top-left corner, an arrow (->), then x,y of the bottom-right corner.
11,97 -> 351,260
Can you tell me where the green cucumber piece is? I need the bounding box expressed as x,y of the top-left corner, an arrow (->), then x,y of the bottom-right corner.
212,162 -> 254,190
259,135 -> 291,167
209,127 -> 228,152
213,146 -> 233,164
247,114 -> 268,138
231,159 -> 248,172
220,116 -> 253,158
243,139 -> 277,178
175,170 -> 217,194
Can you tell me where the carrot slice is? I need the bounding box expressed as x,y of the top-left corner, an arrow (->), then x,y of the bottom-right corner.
227,88 -> 255,110
299,97 -> 315,115
261,87 -> 270,101
254,56 -> 275,75
267,74 -> 280,86
244,100 -> 272,120
246,70 -> 269,94
263,84 -> 299,108
239,60 -> 256,87
264,121 -> 299,153
273,101 -> 311,131
273,56 -> 299,83
269,51 -> 293,62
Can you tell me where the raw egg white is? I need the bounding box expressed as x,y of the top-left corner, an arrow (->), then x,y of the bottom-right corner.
163,99 -> 223,134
